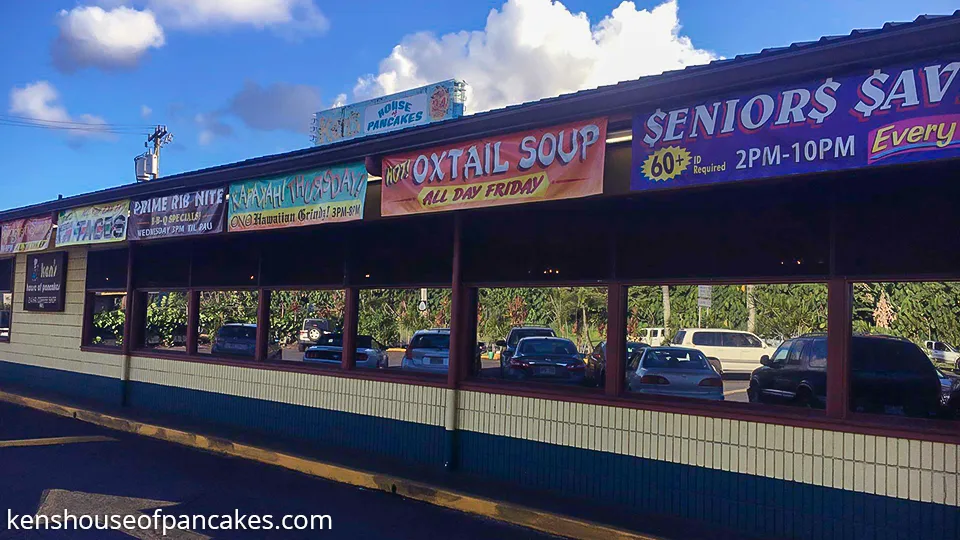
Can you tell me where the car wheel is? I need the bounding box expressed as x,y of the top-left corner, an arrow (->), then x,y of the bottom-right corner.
747,381 -> 761,403
794,387 -> 815,408
597,369 -> 606,388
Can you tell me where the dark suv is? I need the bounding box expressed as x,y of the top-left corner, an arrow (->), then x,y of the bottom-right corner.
748,334 -> 942,417
497,326 -> 556,377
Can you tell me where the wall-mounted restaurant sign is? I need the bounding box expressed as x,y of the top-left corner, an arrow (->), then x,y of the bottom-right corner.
380,117 -> 608,216
227,161 -> 367,232
56,200 -> 129,247
130,188 -> 225,240
23,251 -> 67,312
0,216 -> 53,254
632,57 -> 960,191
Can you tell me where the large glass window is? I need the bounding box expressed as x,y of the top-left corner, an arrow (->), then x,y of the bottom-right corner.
475,286 -> 606,387
269,289 -> 345,364
850,281 -> 960,422
88,292 -> 125,347
143,291 -> 188,352
358,288 -> 450,373
198,290 -> 260,359
625,283 -> 827,407
83,249 -> 127,348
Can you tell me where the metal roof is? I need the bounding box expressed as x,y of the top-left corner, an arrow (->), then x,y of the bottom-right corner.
2,10 -> 959,222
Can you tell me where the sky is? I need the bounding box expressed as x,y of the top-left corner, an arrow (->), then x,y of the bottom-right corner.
0,0 -> 956,211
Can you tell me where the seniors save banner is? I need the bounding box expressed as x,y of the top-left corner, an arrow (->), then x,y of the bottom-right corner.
0,216 -> 53,254
381,118 -> 607,216
632,57 -> 960,190
228,162 -> 367,232
57,201 -> 129,247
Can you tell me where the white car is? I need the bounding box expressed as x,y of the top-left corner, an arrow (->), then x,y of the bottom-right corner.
639,327 -> 666,346
925,340 -> 960,370
671,328 -> 774,374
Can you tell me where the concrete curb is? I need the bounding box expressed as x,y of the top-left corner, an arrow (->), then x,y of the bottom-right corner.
0,389 -> 659,540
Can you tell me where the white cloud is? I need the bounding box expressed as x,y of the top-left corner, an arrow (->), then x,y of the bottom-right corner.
53,6 -> 165,72
146,0 -> 328,32
9,81 -> 113,140
141,105 -> 153,118
228,81 -> 322,132
353,0 -> 715,113
194,112 -> 232,145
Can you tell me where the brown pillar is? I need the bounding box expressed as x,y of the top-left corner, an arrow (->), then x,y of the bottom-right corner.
186,290 -> 200,356
826,279 -> 852,419
448,214 -> 465,388
255,288 -> 271,362
605,283 -> 627,396
121,245 -> 135,355
341,287 -> 359,370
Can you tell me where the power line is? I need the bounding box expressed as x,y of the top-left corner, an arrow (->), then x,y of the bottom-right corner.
0,120 -> 151,135
0,114 -> 155,129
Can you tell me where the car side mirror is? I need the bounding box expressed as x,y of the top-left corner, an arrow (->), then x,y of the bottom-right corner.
760,355 -> 771,366
496,339 -> 507,347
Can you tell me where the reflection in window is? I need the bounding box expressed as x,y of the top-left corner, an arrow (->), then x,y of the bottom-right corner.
476,286 -> 606,386
0,292 -> 12,341
199,290 -> 260,359
359,288 -> 450,373
851,282 -> 959,421
268,289 -> 344,364
626,284 -> 827,407
144,291 -> 188,352
89,292 -> 125,347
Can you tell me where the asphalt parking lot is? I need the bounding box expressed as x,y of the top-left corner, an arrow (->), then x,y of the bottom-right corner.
0,400 -> 550,539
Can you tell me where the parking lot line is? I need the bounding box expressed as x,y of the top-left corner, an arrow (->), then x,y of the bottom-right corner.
723,388 -> 748,397
0,435 -> 116,448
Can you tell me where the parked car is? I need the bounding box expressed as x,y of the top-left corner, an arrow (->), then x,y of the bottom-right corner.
586,341 -> 650,387
748,334 -> 942,416
639,327 -> 666,346
497,326 -> 557,377
924,340 -> 960,370
298,318 -> 333,352
625,347 -> 723,400
504,337 -> 585,384
936,367 -> 959,418
402,329 -> 451,374
211,323 -> 281,359
672,328 -> 773,375
304,333 -> 387,369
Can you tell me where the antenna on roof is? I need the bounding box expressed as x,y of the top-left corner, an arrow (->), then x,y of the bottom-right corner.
135,125 -> 173,182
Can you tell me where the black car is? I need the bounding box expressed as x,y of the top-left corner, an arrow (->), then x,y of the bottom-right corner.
748,334 -> 942,417
497,326 -> 556,377
586,340 -> 650,387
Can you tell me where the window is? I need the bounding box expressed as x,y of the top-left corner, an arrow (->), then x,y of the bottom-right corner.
476,286 -> 606,387
88,292 -> 125,347
83,249 -> 128,349
269,289 -> 344,365
358,288 -> 450,373
850,281 -> 958,422
626,283 -> 828,408
143,291 -> 188,352
804,338 -> 827,369
0,257 -> 12,342
198,290 -> 259,359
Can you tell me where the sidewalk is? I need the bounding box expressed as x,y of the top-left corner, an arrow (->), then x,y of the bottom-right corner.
0,381 -> 756,540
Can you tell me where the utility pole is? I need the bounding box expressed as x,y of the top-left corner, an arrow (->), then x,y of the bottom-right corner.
136,125 -> 173,182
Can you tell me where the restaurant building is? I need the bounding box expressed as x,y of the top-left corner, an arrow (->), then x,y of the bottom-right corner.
1,13 -> 959,539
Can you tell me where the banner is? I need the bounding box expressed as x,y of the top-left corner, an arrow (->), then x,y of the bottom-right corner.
57,201 -> 129,247
381,117 -> 608,216
228,162 -> 367,232
312,80 -> 465,146
0,216 -> 53,254
632,57 -> 960,190
23,252 -> 67,312
130,187 -> 225,240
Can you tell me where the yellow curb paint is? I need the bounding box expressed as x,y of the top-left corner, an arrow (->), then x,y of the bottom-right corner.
0,390 -> 659,540
0,435 -> 116,448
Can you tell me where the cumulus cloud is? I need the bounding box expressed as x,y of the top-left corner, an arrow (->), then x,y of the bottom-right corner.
228,81 -> 322,132
9,81 -> 113,141
141,104 -> 152,118
195,112 -> 233,145
53,6 -> 165,72
353,0 -> 715,113
146,0 -> 328,33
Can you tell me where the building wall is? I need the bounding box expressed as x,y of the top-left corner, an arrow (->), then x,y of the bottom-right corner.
1,247 -> 958,539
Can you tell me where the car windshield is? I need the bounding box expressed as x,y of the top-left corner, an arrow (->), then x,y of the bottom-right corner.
626,342 -> 648,357
509,329 -> 554,346
642,349 -> 710,370
218,326 -> 256,340
314,334 -> 374,348
411,333 -> 450,350
518,339 -> 577,356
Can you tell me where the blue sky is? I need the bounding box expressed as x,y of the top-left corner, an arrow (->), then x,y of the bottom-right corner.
0,0 -> 956,211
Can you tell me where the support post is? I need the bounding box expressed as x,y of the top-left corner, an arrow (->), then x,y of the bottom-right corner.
341,287 -> 359,370
605,283 -> 627,397
255,288 -> 270,362
826,279 -> 852,419
448,213 -> 465,388
120,245 -> 135,406
186,290 -> 200,356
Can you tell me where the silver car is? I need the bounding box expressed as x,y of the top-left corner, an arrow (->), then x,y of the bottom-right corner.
210,323 -> 282,360
304,334 -> 388,369
625,347 -> 724,400
402,329 -> 450,374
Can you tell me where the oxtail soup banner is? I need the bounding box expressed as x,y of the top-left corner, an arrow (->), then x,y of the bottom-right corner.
56,200 -> 129,247
130,187 -> 225,240
0,216 -> 53,254
381,117 -> 607,216
228,162 -> 367,232
632,58 -> 960,190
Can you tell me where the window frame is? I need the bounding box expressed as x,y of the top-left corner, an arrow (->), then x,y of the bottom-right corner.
81,248 -> 130,353
0,257 -> 13,343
